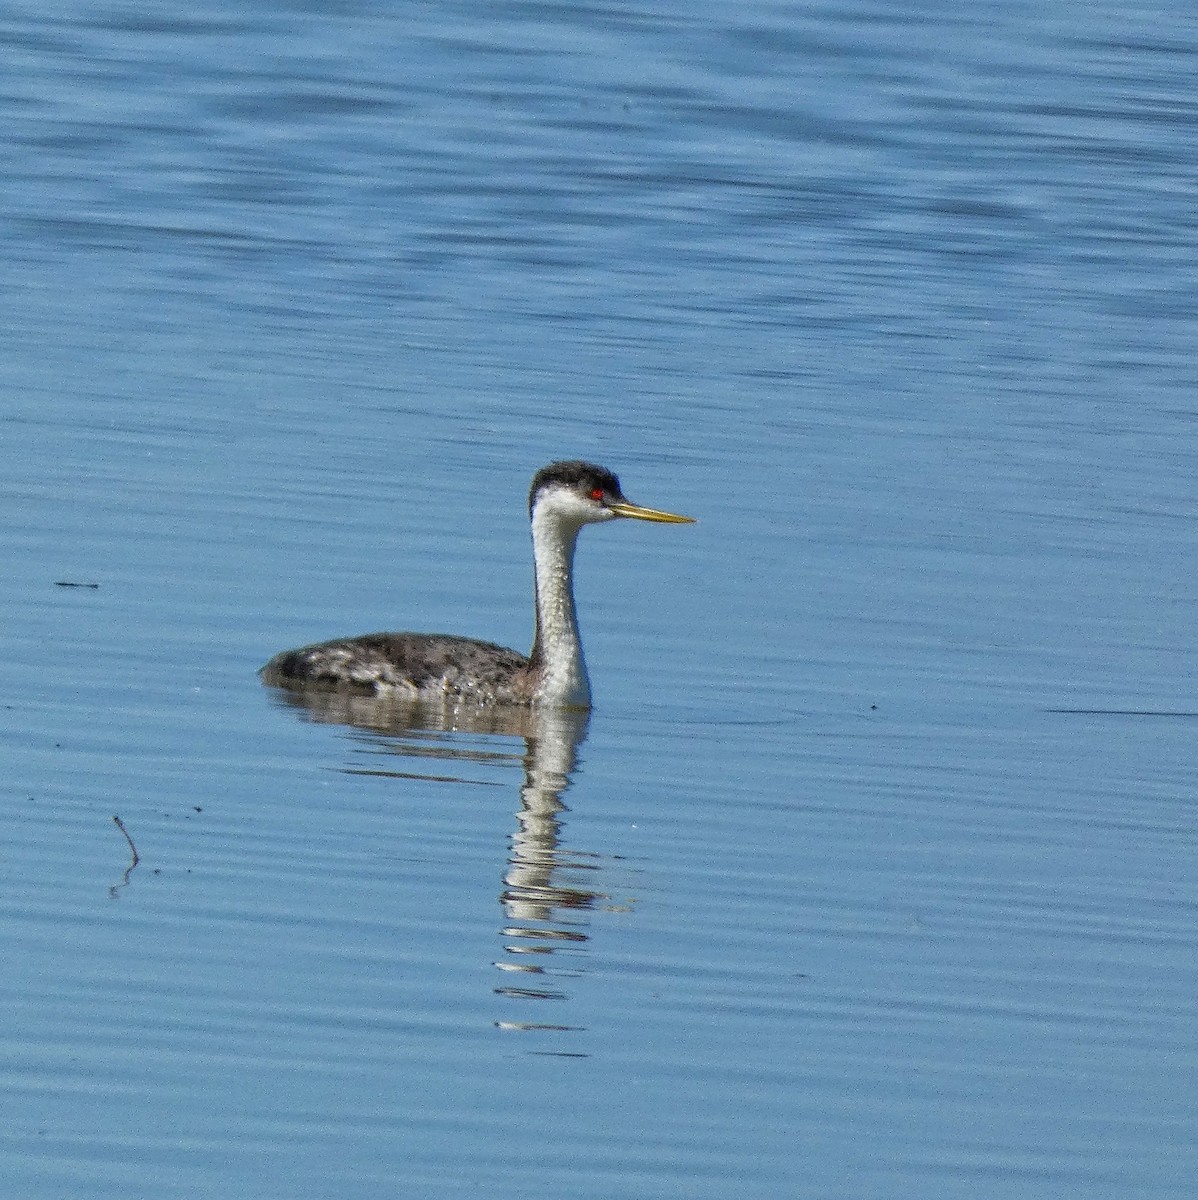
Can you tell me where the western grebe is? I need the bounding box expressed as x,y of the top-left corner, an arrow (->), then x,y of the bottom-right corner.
260,460 -> 694,707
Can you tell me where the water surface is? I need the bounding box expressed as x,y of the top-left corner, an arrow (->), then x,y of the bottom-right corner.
2,1 -> 1195,1196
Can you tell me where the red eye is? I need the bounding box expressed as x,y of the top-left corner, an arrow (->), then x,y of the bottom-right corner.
591,488 -> 604,501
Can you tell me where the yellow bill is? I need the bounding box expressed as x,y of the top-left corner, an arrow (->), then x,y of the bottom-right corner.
607,501 -> 696,524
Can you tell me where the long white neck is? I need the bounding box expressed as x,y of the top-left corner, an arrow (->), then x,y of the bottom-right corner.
529,504 -> 591,708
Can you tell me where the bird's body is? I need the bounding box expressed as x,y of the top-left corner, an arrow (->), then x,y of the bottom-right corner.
260,632 -> 537,704
260,461 -> 693,708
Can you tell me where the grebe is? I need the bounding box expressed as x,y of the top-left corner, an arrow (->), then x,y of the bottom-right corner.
260,461 -> 694,707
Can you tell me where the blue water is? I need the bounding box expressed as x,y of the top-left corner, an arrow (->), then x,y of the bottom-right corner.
2,2 -> 1196,1196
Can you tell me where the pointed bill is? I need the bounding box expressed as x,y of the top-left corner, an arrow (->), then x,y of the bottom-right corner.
607,501 -> 696,524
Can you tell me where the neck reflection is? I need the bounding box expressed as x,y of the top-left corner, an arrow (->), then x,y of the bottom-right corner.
495,706 -> 592,1029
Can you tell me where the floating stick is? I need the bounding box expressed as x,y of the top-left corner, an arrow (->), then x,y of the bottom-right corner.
110,815 -> 140,897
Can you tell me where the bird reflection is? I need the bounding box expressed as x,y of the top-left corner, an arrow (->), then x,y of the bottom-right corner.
267,688 -> 603,1036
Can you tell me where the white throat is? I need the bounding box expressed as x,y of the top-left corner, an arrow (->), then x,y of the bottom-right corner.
529,498 -> 593,707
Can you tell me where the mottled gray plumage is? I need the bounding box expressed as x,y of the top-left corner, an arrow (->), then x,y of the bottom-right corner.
260,632 -> 536,703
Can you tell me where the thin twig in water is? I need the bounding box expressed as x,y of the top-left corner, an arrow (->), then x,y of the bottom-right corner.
110,815 -> 140,898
